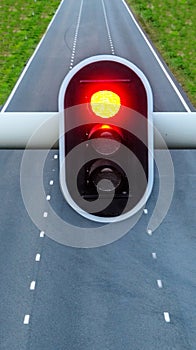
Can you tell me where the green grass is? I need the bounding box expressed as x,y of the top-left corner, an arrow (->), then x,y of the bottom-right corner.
0,0 -> 61,106
126,0 -> 196,106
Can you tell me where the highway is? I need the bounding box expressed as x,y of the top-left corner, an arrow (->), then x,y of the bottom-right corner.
2,0 -> 194,113
0,150 -> 196,350
0,1 -> 196,349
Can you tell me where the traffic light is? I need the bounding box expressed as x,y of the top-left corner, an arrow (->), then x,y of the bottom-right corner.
58,55 -> 153,222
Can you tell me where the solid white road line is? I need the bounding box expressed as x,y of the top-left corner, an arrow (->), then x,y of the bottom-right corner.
121,0 -> 191,112
2,0 -> 66,112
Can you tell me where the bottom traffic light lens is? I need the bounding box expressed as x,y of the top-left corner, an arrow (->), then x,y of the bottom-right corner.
89,160 -> 122,192
77,158 -> 129,217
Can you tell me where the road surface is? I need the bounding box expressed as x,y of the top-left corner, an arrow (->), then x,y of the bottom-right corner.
0,1 -> 195,349
2,0 -> 194,113
0,150 -> 196,349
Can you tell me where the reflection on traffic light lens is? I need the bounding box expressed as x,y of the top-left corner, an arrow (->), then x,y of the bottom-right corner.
89,160 -> 122,192
89,124 -> 122,155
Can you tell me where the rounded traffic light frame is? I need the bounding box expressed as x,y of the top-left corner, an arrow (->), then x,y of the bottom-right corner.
58,55 -> 154,223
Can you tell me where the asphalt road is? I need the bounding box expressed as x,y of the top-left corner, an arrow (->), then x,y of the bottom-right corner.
0,150 -> 196,350
2,0 -> 194,113
0,1 -> 196,349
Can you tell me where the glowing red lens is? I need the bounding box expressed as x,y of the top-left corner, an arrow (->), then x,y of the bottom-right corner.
90,90 -> 121,118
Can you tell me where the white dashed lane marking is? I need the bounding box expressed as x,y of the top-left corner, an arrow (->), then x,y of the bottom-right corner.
164,312 -> 171,323
35,253 -> 41,262
150,252 -> 170,324
102,0 -> 115,55
152,252 -> 157,259
157,279 -> 163,289
24,150 -> 55,328
30,281 -> 36,291
149,246 -> 169,322
40,230 -> 45,238
23,314 -> 30,325
69,0 -> 84,70
147,229 -> 152,236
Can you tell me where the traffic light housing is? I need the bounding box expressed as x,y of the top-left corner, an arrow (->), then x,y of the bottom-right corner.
59,55 -> 153,222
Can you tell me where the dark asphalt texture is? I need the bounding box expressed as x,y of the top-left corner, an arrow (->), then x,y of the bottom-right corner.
1,1 -> 196,349
0,150 -> 195,349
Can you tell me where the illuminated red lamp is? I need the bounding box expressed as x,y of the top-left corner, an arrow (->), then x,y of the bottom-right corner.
90,90 -> 121,118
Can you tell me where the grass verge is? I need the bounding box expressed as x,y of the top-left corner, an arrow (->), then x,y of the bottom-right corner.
0,0 -> 61,107
126,0 -> 196,106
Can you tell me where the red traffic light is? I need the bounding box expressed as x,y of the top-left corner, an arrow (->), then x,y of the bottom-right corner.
58,55 -> 153,223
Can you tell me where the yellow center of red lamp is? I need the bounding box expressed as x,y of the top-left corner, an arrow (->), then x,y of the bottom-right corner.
90,90 -> 121,118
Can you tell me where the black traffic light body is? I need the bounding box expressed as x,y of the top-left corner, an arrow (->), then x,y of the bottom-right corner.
59,55 -> 153,222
